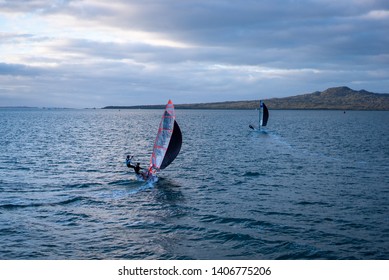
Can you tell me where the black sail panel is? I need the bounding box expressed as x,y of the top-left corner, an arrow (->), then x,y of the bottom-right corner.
262,103 -> 269,126
160,120 -> 182,170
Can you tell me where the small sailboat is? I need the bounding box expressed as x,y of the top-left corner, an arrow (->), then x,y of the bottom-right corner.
249,100 -> 269,131
136,100 -> 182,183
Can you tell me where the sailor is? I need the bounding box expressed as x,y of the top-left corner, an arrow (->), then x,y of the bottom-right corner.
126,155 -> 134,167
127,159 -> 144,175
134,163 -> 149,180
133,163 -> 143,175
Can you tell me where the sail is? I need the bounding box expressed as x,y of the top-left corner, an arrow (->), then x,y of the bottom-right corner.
261,101 -> 269,127
149,100 -> 182,172
160,120 -> 182,169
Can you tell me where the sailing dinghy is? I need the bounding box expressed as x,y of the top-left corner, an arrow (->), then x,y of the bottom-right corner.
138,100 -> 182,183
249,100 -> 269,131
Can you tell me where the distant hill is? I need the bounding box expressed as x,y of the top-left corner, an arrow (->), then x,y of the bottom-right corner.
103,86 -> 389,110
266,87 -> 389,110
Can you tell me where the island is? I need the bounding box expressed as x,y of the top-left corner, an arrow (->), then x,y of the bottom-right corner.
103,86 -> 389,110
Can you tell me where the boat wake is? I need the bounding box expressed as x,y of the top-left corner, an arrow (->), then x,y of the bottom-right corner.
249,128 -> 269,135
135,173 -> 159,184
99,180 -> 155,199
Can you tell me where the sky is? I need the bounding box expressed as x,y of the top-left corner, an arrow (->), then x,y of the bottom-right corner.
0,0 -> 388,108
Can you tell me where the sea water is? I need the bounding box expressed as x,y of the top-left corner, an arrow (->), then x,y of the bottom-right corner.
0,108 -> 388,259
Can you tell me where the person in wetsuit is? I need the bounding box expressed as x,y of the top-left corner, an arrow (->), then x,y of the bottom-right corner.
126,155 -> 149,180
133,163 -> 143,175
126,155 -> 134,167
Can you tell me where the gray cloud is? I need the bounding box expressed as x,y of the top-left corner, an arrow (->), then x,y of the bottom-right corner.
0,62 -> 43,76
0,0 -> 388,107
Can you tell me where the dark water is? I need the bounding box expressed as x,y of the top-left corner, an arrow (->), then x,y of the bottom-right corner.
0,108 -> 388,259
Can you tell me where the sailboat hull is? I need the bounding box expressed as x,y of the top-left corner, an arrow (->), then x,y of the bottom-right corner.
135,173 -> 159,183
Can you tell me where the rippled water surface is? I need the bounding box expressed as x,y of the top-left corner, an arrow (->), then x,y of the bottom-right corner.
0,108 -> 388,259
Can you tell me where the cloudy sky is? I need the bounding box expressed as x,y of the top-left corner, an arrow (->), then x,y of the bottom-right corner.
1,0 -> 388,108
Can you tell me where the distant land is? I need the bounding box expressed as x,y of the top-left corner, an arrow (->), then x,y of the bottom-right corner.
103,86 -> 389,110
0,106 -> 73,110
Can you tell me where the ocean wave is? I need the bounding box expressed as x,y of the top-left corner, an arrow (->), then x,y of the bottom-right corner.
0,196 -> 85,209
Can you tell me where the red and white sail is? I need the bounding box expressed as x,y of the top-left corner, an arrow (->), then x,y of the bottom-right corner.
149,100 -> 182,173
